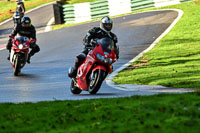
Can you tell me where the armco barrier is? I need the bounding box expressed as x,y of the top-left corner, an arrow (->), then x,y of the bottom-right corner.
90,0 -> 109,19
131,0 -> 154,11
60,0 -> 194,24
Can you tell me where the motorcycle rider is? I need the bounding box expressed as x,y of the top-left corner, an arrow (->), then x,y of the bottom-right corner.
6,16 -> 40,64
68,16 -> 119,78
16,0 -> 25,18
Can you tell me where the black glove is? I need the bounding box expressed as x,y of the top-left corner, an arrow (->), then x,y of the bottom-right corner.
90,39 -> 97,46
8,38 -> 12,43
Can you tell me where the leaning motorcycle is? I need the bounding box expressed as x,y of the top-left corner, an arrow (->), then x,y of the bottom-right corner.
9,36 -> 34,76
69,37 -> 118,94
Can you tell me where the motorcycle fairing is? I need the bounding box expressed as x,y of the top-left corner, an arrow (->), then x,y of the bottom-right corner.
77,54 -> 95,90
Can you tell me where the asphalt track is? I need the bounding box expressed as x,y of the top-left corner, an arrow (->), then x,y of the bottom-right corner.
0,8 -> 178,103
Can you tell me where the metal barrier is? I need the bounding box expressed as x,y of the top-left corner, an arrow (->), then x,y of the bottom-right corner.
90,0 -> 109,19
131,0 -> 154,11
63,5 -> 75,23
57,0 -> 194,24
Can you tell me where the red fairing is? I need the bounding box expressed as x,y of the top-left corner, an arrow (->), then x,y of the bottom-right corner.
12,37 -> 31,54
10,36 -> 31,70
76,40 -> 117,91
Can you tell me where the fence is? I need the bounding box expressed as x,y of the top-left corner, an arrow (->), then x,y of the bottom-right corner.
55,0 -> 194,24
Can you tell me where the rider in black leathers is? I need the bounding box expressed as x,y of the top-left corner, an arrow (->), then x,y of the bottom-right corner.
68,16 -> 119,78
6,16 -> 40,63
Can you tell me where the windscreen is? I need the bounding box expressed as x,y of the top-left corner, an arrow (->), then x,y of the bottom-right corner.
15,36 -> 29,43
97,37 -> 114,53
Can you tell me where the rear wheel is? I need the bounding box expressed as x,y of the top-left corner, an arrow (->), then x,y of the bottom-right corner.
89,69 -> 106,94
14,54 -> 21,76
70,79 -> 82,94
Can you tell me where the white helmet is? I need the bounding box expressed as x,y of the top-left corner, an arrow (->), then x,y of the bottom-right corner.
100,16 -> 113,32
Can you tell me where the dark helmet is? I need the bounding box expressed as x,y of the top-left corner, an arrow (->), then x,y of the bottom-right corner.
100,16 -> 113,32
16,0 -> 22,4
21,16 -> 31,27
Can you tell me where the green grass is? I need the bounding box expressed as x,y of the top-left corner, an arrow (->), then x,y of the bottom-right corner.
68,0 -> 99,4
0,92 -> 200,133
0,0 -> 57,23
113,2 -> 200,89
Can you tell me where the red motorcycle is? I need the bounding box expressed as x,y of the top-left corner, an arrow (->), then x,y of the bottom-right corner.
9,36 -> 35,76
69,37 -> 118,94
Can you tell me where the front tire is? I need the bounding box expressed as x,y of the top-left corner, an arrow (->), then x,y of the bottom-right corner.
70,79 -> 82,94
14,54 -> 21,76
89,69 -> 106,94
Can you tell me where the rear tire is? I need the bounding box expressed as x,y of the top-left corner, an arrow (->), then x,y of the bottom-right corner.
89,69 -> 105,94
70,79 -> 82,94
14,54 -> 21,76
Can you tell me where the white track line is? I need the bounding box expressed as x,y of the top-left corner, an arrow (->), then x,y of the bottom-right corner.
106,9 -> 186,92
45,17 -> 54,32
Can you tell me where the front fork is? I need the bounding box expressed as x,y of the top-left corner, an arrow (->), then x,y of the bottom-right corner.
10,51 -> 26,68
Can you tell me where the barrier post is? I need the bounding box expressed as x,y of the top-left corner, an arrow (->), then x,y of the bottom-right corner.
53,1 -> 64,24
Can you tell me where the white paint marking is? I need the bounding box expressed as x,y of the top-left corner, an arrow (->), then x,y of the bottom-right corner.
45,17 -> 54,32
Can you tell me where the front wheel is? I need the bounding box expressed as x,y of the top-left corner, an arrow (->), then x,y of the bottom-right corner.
70,79 -> 82,94
89,69 -> 106,94
14,54 -> 21,76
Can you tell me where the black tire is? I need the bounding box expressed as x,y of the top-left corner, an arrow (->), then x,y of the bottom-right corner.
14,54 -> 21,76
70,79 -> 82,94
89,69 -> 105,94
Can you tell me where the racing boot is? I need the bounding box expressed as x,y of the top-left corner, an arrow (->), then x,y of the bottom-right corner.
68,59 -> 80,78
68,53 -> 86,78
7,50 -> 11,60
7,54 -> 10,60
27,53 -> 32,64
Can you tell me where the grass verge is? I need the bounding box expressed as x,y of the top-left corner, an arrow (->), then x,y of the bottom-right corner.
113,2 -> 200,89
0,92 -> 200,133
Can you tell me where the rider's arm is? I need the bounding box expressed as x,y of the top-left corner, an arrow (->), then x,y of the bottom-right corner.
114,44 -> 119,59
10,25 -> 19,37
83,27 -> 97,47
30,26 -> 36,41
111,32 -> 119,59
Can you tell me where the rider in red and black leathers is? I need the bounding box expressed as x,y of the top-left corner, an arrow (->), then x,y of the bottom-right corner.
6,16 -> 40,63
68,16 -> 119,78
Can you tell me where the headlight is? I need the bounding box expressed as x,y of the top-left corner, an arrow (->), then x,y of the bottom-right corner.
97,54 -> 113,64
18,44 -> 23,50
96,54 -> 105,61
105,58 -> 113,64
